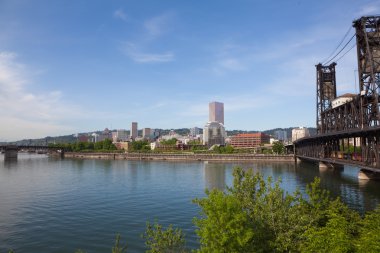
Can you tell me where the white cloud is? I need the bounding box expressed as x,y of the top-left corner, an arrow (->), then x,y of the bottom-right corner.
359,1 -> 380,16
0,51 -> 87,141
218,58 -> 247,71
144,12 -> 174,37
122,42 -> 174,63
113,8 -> 128,21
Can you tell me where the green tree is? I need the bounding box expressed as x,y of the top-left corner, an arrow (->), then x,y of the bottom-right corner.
272,141 -> 285,154
142,222 -> 187,253
356,206 -> 380,252
160,138 -> 177,145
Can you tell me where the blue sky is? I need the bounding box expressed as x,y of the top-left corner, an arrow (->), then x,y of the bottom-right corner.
0,0 -> 379,141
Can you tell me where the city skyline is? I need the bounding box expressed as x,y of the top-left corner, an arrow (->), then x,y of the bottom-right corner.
1,0 -> 379,141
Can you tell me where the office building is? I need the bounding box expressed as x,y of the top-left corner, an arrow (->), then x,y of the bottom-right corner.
230,133 -> 270,148
209,101 -> 224,125
113,129 -> 128,142
274,130 -> 288,142
292,127 -> 310,142
131,122 -> 138,140
142,128 -> 151,139
190,127 -> 201,137
203,121 -> 226,147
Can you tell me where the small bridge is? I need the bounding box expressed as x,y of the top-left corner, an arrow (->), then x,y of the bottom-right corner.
294,16 -> 380,179
0,145 -> 65,161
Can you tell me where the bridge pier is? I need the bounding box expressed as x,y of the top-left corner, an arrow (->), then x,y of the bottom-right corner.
319,162 -> 343,172
358,169 -> 380,180
4,145 -> 18,161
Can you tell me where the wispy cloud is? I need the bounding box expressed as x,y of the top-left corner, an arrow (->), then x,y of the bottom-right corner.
359,1 -> 380,16
122,42 -> 174,63
144,12 -> 175,37
113,8 -> 128,21
0,51 -> 87,141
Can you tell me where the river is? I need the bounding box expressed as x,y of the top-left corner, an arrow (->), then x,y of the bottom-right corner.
1,153 -> 380,252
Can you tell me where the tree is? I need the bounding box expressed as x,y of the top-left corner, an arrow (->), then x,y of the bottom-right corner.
272,141 -> 285,154
356,206 -> 380,252
142,222 -> 187,253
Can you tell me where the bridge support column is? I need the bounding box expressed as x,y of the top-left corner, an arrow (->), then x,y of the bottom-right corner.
4,146 -> 18,161
358,169 -> 380,180
319,162 -> 343,172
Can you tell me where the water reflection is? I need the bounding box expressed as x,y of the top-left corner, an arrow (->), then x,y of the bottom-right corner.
203,162 -> 226,191
294,161 -> 380,213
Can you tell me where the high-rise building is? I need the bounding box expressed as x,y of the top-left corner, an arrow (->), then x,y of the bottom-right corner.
209,101 -> 224,125
203,121 -> 226,147
131,122 -> 138,140
274,130 -> 288,142
113,129 -> 129,142
190,127 -> 201,137
142,128 -> 151,139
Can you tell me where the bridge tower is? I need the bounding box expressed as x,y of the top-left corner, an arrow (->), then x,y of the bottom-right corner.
354,16 -> 380,127
316,63 -> 337,134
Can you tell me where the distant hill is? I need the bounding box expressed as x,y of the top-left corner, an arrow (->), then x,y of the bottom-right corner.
6,127 -> 316,145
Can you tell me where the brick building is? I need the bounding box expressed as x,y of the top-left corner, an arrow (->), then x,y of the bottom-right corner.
230,133 -> 270,148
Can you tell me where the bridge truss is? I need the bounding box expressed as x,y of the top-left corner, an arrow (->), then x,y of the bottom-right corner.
295,16 -> 380,171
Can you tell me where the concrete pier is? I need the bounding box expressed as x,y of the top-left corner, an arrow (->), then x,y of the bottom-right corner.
319,161 -> 344,172
4,145 -> 18,161
358,169 -> 380,180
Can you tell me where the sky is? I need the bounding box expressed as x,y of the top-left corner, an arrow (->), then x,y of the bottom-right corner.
0,0 -> 379,141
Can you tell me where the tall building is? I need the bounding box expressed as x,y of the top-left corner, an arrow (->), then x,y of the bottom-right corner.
274,130 -> 288,142
113,129 -> 128,142
131,122 -> 138,140
209,101 -> 224,125
292,127 -> 310,142
142,128 -> 151,139
203,121 -> 226,147
190,127 -> 201,137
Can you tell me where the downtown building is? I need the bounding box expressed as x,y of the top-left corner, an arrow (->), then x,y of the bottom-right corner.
291,127 -> 310,142
209,101 -> 224,124
131,122 -> 138,140
203,101 -> 226,147
230,133 -> 270,148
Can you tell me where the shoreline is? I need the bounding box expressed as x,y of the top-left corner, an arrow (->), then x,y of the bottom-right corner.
62,152 -> 295,162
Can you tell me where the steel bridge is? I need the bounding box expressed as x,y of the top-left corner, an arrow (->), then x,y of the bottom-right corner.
294,16 -> 380,177
0,145 -> 65,160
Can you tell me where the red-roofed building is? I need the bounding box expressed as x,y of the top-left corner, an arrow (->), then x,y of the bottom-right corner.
230,133 -> 270,148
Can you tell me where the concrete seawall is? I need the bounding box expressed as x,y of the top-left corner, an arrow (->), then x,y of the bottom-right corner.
63,152 -> 294,162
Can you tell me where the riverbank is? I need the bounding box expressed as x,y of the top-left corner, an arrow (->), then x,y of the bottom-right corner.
63,152 -> 294,162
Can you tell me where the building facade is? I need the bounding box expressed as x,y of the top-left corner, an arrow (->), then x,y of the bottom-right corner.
190,127 -> 201,137
230,133 -> 270,148
131,122 -> 138,140
274,130 -> 288,142
203,121 -> 226,147
142,128 -> 151,139
292,127 -> 310,142
209,101 -> 224,125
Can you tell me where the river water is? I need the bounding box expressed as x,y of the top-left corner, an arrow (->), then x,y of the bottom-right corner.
1,153 -> 380,252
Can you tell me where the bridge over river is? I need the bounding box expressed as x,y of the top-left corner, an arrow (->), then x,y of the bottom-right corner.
294,16 -> 380,179
0,145 -> 65,160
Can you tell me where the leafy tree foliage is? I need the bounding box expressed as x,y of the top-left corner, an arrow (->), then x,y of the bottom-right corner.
212,145 -> 234,154
142,222 -> 187,253
272,141 -> 285,154
131,140 -> 150,151
194,168 -> 373,253
49,139 -> 117,152
160,138 -> 178,145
